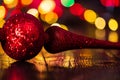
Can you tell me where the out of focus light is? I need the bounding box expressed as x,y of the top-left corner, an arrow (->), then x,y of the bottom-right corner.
108,31 -> 118,42
53,6 -> 63,17
95,17 -> 106,30
100,0 -> 119,7
27,8 -> 39,18
84,9 -> 97,23
45,12 -> 58,24
21,0 -> 33,5
70,3 -> 85,16
38,0 -> 56,14
4,0 -> 18,8
108,18 -> 118,31
0,6 -> 6,20
40,14 -> 45,22
61,0 -> 74,7
0,19 -> 5,28
95,29 -> 106,40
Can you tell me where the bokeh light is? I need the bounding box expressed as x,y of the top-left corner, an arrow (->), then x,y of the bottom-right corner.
108,31 -> 118,42
108,18 -> 118,31
45,12 -> 58,24
53,5 -> 63,17
0,6 -> 6,20
21,0 -> 33,5
100,0 -> 119,7
38,0 -> 56,14
95,17 -> 106,30
61,0 -> 74,7
95,29 -> 106,40
0,19 -> 5,28
84,9 -> 97,23
70,3 -> 85,16
27,8 -> 39,18
3,0 -> 18,8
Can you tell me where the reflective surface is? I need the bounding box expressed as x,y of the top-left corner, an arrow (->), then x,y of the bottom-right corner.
0,47 -> 120,80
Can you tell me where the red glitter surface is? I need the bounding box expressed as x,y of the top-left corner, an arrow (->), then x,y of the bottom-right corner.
2,13 -> 44,60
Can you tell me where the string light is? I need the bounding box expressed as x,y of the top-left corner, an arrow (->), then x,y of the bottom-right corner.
61,0 -> 75,7
0,6 -> 6,20
3,0 -> 18,8
84,9 -> 97,23
45,12 -> 58,24
21,0 -> 33,5
38,0 -> 56,14
108,18 -> 118,31
95,17 -> 106,30
70,3 -> 85,16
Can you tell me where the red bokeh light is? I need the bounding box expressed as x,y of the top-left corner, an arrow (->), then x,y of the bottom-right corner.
70,3 -> 85,16
100,0 -> 120,7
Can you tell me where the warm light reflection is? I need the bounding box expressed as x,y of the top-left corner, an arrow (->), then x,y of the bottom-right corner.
45,12 -> 58,24
84,9 -> 97,23
0,6 -> 6,20
27,8 -> 39,18
108,31 -> 118,42
70,3 -> 85,16
4,0 -> 18,8
108,18 -> 118,31
0,19 -> 5,28
51,23 -> 61,27
63,51 -> 75,68
60,24 -> 68,30
95,17 -> 106,30
61,0 -> 75,7
95,29 -> 106,40
79,49 -> 93,67
51,23 -> 68,30
21,0 -> 33,5
38,0 -> 56,14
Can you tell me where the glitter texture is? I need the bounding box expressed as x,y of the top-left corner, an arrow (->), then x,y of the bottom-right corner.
2,13 -> 44,60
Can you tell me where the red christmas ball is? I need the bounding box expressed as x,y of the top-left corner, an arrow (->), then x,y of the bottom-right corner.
2,13 -> 44,60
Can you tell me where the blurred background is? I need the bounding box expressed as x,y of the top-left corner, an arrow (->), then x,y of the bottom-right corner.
0,0 -> 120,80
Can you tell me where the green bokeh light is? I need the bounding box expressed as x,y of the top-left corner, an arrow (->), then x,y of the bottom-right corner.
61,0 -> 75,7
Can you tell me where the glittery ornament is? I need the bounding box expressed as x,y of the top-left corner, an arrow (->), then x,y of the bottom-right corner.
44,26 -> 120,53
2,13 -> 44,60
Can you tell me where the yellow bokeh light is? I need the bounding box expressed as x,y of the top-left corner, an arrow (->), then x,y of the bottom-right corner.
95,17 -> 106,30
84,9 -> 97,23
45,12 -> 58,24
4,0 -> 14,4
38,0 -> 56,14
108,18 -> 118,31
95,29 -> 106,40
108,31 -> 118,42
0,19 -> 5,28
0,6 -> 6,20
4,0 -> 18,8
27,8 -> 39,18
21,0 -> 33,5
40,14 -> 46,22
